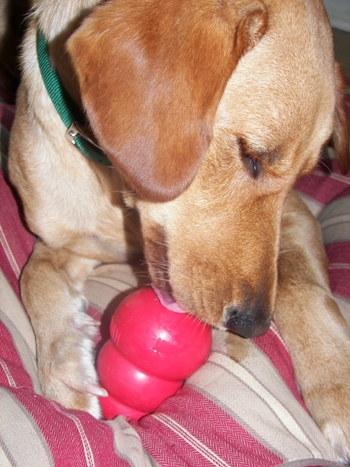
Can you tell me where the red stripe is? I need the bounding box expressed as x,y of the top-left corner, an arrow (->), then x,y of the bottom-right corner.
295,161 -> 350,206
0,305 -> 126,466
254,327 -> 306,409
134,387 -> 283,467
0,170 -> 35,297
0,321 -> 33,389
8,388 -> 129,467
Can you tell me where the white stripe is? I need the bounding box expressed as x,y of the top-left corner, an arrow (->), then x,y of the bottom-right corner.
153,413 -> 232,467
328,263 -> 350,270
51,401 -> 95,467
0,358 -> 16,387
0,225 -> 20,277
269,322 -> 289,353
313,169 -> 350,185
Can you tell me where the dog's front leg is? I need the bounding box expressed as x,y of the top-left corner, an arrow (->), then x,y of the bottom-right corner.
274,191 -> 350,463
21,240 -> 104,417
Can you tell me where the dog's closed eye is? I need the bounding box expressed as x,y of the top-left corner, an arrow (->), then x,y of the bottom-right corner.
238,137 -> 278,179
238,137 -> 263,179
245,156 -> 262,179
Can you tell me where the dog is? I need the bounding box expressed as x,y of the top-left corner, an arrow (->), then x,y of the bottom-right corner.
8,0 -> 350,462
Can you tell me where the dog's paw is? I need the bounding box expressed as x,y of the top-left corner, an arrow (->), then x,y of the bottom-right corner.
323,419 -> 350,465
37,312 -> 106,418
305,375 -> 350,464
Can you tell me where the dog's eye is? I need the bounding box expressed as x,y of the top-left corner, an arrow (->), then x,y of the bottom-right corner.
238,138 -> 262,179
245,157 -> 261,179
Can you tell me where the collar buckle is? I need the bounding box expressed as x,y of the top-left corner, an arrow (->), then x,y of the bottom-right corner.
66,123 -> 79,145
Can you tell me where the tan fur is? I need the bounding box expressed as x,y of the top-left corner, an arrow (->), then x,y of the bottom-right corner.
8,0 -> 350,461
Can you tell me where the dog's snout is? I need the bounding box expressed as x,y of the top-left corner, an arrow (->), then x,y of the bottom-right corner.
224,305 -> 271,338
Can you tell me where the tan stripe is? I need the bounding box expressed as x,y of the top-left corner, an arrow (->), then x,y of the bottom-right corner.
85,281 -> 126,312
0,389 -> 54,467
296,194 -> 324,218
216,352 -> 322,457
0,271 -> 36,355
187,329 -> 337,462
334,294 -> 350,329
321,214 -> 350,227
91,263 -> 140,287
280,459 -> 344,467
318,197 -> 350,244
323,223 -> 350,244
86,262 -> 140,310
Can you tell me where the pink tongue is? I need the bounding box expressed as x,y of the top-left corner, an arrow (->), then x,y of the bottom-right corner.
152,286 -> 187,313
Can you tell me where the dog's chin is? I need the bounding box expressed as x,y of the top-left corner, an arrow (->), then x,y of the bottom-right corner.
151,285 -> 187,314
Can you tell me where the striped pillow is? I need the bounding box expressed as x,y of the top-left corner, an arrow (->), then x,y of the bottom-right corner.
1,99 -> 348,465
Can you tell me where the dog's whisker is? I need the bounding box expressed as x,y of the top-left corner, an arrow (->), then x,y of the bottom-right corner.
318,159 -> 333,175
278,249 -> 296,255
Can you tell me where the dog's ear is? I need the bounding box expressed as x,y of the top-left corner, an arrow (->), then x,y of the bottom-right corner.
332,61 -> 349,174
67,0 -> 267,201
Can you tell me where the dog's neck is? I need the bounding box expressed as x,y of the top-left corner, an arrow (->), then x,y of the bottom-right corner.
37,31 -> 111,167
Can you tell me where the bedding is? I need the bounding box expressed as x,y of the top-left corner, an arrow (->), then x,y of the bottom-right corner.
0,83 -> 349,466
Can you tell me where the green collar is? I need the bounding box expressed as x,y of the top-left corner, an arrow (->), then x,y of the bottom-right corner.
37,31 -> 111,166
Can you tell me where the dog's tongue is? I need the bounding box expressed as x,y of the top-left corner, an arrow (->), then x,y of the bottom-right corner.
152,286 -> 187,313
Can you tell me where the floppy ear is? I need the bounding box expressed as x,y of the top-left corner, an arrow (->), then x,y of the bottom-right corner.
67,0 -> 268,201
332,61 -> 350,174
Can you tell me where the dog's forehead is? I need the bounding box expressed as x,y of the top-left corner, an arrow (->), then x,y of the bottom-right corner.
215,10 -> 335,151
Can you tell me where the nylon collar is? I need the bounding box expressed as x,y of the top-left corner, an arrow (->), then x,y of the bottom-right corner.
37,31 -> 111,166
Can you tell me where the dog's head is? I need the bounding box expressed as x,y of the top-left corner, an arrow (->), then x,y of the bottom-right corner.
67,0 -> 349,337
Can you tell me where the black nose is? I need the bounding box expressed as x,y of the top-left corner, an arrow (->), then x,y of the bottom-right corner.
224,305 -> 271,338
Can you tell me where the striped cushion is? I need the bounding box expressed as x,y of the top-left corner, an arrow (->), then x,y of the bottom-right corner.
1,92 -> 348,466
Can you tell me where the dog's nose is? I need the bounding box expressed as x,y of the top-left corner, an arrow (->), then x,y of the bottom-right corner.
224,305 -> 271,338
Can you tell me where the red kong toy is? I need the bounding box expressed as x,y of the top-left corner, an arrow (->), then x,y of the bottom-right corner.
97,286 -> 212,420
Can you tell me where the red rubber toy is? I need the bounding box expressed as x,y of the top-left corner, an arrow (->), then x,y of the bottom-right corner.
97,286 -> 212,420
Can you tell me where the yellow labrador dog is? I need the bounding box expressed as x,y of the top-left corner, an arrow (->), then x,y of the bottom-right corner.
8,0 -> 350,462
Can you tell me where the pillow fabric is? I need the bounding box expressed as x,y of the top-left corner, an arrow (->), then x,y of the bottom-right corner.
1,92 -> 349,466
